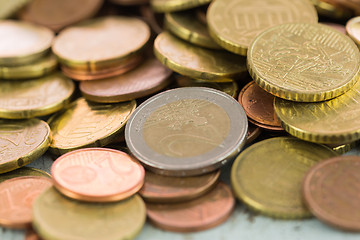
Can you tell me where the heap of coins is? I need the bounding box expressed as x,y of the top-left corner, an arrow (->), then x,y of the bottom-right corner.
1,0 -> 360,239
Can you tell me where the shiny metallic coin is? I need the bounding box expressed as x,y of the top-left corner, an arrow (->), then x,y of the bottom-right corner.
151,0 -> 211,13
0,72 -> 74,119
0,167 -> 50,183
140,169 -> 220,203
33,187 -> 146,240
303,155 -> 360,231
125,87 -> 248,176
0,119 -> 50,174
146,182 -> 235,232
346,16 -> 360,47
0,176 -> 52,229
80,58 -> 173,103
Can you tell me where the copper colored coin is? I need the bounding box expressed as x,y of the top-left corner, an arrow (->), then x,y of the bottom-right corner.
146,182 -> 235,232
0,176 -> 52,229
80,58 -> 172,103
239,81 -> 283,131
246,122 -> 262,145
19,0 -> 104,32
140,169 -> 220,203
303,155 -> 360,231
51,148 -> 145,202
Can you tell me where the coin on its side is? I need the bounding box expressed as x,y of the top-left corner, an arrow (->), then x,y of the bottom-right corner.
125,87 -> 248,176
303,155 -> 360,231
0,119 -> 51,174
0,176 -> 52,229
52,148 -> 145,202
154,32 -> 247,81
146,182 -> 235,232
33,187 -> 146,240
247,23 -> 360,102
231,137 -> 337,218
0,167 -> 50,183
0,72 -> 74,119
346,16 -> 360,47
151,0 -> 211,13
49,98 -> 136,155
140,170 -> 220,203
207,0 -> 318,55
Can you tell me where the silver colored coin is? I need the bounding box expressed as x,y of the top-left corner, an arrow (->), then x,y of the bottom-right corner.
125,87 -> 248,176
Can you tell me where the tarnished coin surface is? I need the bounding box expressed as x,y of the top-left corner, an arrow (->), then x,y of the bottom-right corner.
0,119 -> 50,174
125,87 -> 248,176
247,23 -> 360,102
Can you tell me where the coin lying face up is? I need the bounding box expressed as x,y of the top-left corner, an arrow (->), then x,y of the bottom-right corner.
125,87 -> 248,176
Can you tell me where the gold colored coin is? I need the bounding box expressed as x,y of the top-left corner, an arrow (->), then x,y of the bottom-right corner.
52,16 -> 150,71
48,97 -> 136,155
33,187 -> 146,240
346,16 -> 360,47
0,54 -> 57,80
151,0 -> 211,13
274,78 -> 360,144
326,141 -> 358,154
311,0 -> 352,20
248,23 -> 360,102
154,32 -> 247,81
0,119 -> 50,174
164,10 -> 221,49
0,167 -> 50,183
207,0 -> 318,55
0,20 -> 54,66
0,72 -> 75,119
231,137 -> 337,218
0,0 -> 30,19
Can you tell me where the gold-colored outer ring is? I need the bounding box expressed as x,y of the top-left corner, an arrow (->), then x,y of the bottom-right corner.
150,0 -> 211,13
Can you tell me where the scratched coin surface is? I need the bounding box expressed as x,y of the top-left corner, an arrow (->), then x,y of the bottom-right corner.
207,0 -> 318,55
0,119 -> 50,174
0,20 -> 54,66
248,23 -> 360,102
231,137 -> 337,218
146,182 -> 235,232
140,169 -> 220,203
52,148 -> 145,202
0,72 -> 74,119
0,167 -> 50,183
154,32 -> 247,81
238,81 -> 282,131
19,0 -> 104,32
151,0 -> 211,12
49,98 -> 136,155
125,87 -> 248,176
346,16 -> 360,47
303,155 -> 360,231
274,78 -> 360,144
0,176 -> 52,229
52,16 -> 150,70
33,187 -> 146,240
80,58 -> 172,103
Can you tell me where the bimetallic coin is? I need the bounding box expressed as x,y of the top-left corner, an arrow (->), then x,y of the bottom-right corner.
146,182 -> 235,232
0,72 -> 75,119
125,87 -> 248,176
0,0 -> 30,19
0,119 -> 50,174
231,137 -> 337,218
0,20 -> 54,66
0,54 -> 57,80
52,148 -> 145,202
33,187 -> 146,240
303,155 -> 360,231
0,167 -> 50,183
164,10 -> 221,49
49,98 -> 136,155
52,16 -> 150,71
19,0 -> 103,32
274,78 -> 360,144
80,58 -> 173,103
346,17 -> 360,47
207,0 -> 318,55
154,32 -> 247,81
238,81 -> 282,131
0,176 -> 52,229
140,170 -> 220,203
151,0 -> 211,13
248,23 -> 360,102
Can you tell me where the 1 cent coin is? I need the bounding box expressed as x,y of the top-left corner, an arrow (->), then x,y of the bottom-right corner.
51,148 -> 145,202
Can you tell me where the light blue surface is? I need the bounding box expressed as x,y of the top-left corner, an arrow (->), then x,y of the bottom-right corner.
1,149 -> 360,240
